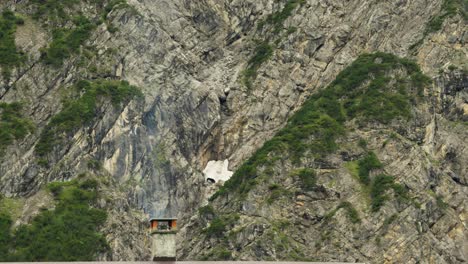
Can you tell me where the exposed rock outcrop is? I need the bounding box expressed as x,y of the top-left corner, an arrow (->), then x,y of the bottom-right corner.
0,0 -> 466,262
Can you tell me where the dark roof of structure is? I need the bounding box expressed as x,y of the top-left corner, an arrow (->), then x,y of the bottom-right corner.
149,217 -> 178,221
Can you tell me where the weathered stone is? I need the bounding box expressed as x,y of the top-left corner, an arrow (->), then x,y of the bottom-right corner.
0,0 -> 466,262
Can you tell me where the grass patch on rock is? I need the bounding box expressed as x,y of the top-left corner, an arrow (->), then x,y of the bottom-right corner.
352,153 -> 410,212
243,0 -> 305,89
0,102 -> 35,156
0,10 -> 26,80
410,0 -> 468,50
325,201 -> 361,224
0,178 -> 108,261
35,79 -> 141,161
291,168 -> 316,191
41,16 -> 95,66
242,42 -> 273,89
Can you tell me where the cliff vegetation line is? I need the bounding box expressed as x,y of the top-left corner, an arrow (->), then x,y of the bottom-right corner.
0,177 -> 108,261
212,52 -> 430,201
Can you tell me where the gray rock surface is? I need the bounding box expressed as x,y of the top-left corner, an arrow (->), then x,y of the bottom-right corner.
0,0 -> 466,262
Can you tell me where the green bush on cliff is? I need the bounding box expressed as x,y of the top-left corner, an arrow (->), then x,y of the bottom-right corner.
41,16 -> 95,66
291,168 -> 316,191
35,79 -> 142,159
353,153 -> 410,212
31,0 -> 79,20
32,0 -> 130,66
0,212 -> 12,260
211,52 -> 430,201
258,0 -> 306,33
357,152 -> 382,185
204,217 -> 226,237
200,246 -> 232,261
0,10 -> 25,80
338,202 -> 361,223
0,102 -> 35,156
31,0 -> 129,21
324,201 -> 360,224
244,0 -> 305,89
0,179 -> 109,261
242,42 -> 274,89
426,0 -> 468,33
411,0 -> 468,50
204,213 -> 240,238
102,0 -> 129,20
198,205 -> 216,217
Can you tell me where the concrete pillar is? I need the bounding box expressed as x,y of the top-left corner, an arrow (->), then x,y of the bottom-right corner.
151,232 -> 177,261
149,218 -> 178,261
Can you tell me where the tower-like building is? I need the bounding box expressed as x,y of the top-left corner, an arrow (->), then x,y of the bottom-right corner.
149,217 -> 178,261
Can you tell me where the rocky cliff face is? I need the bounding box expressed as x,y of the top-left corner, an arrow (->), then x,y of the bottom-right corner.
0,0 -> 466,262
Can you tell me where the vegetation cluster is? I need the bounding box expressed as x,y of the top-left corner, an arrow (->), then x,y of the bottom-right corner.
411,0 -> 468,50
243,0 -> 305,89
211,53 -> 430,201
354,152 -> 410,212
0,102 -> 34,156
0,179 -> 109,261
35,79 -> 141,161
0,10 -> 25,80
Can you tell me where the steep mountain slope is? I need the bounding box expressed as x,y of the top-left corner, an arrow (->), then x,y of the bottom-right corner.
0,0 -> 466,262
180,53 -> 467,263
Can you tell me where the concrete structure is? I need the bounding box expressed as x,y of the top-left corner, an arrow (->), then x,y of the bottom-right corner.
150,218 -> 178,261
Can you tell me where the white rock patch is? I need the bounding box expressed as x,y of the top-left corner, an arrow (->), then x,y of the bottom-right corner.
203,159 -> 233,183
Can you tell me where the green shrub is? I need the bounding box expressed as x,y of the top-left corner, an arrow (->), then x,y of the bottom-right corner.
31,0 -> 79,20
31,0 -> 131,66
244,0 -> 305,89
357,152 -> 382,185
79,179 -> 99,190
358,138 -> 367,149
198,205 -> 216,217
427,0 -> 467,33
370,174 -> 394,211
242,42 -> 273,89
258,0 -> 306,33
200,246 -> 232,260
224,213 -> 240,225
268,183 -> 281,190
324,201 -> 360,224
338,201 -> 361,224
0,212 -> 12,260
87,159 -> 102,170
47,181 -> 70,196
204,213 -> 239,238
212,248 -> 232,260
1,179 -> 108,261
436,195 -> 449,210
392,183 -> 410,203
266,187 -> 290,204
354,153 -> 409,212
41,16 -> 95,66
292,168 -> 316,191
0,102 -> 35,156
35,79 -> 141,160
0,10 -> 25,80
204,217 -> 226,237
382,214 -> 398,229
411,0 -> 468,50
103,0 -> 128,20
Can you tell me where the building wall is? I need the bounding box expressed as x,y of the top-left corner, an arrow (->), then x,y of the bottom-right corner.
151,233 -> 176,260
